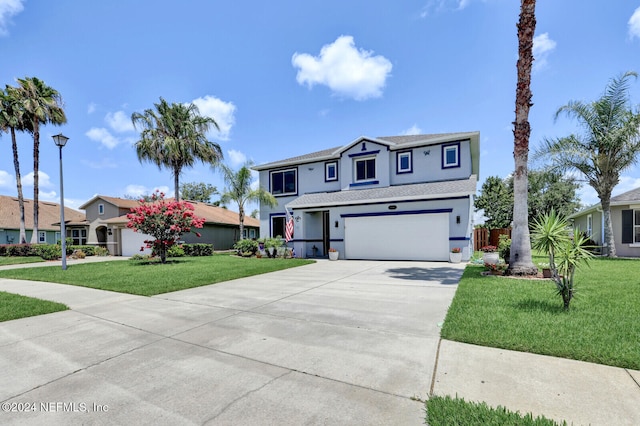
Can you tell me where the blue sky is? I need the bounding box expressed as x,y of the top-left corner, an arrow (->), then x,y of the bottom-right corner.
1,0 -> 639,216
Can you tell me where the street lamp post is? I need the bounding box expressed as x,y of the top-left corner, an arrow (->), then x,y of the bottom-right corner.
52,133 -> 69,270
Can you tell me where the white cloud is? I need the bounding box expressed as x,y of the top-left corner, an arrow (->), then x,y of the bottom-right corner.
227,149 -> 247,167
613,176 -> 640,196
124,184 -> 172,199
23,171 -> 53,188
532,33 -> 557,72
87,102 -> 97,114
401,124 -> 422,135
86,127 -> 120,149
292,35 -> 393,101
0,0 -> 24,36
0,170 -> 14,188
191,95 -> 236,141
105,110 -> 135,133
420,0 -> 471,18
629,7 -> 640,40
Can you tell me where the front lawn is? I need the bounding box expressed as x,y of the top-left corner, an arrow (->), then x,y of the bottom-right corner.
425,395 -> 565,426
0,256 -> 45,266
0,291 -> 68,322
0,255 -> 315,296
441,258 -> 640,370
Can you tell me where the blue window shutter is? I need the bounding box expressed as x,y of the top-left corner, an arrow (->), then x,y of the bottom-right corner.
621,210 -> 633,244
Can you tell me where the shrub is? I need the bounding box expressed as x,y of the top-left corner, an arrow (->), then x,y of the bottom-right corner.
72,249 -> 86,259
94,246 -> 109,256
33,244 -> 61,260
182,243 -> 214,256
6,244 -> 36,257
168,245 -> 185,257
498,234 -> 511,262
69,245 -> 95,256
234,239 -> 258,256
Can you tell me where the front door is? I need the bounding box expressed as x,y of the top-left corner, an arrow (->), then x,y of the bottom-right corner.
322,211 -> 330,256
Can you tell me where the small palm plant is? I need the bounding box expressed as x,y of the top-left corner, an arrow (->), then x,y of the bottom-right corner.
531,209 -> 594,309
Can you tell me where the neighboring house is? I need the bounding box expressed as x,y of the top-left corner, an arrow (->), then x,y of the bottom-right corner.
569,186 -> 640,257
253,132 -> 480,261
0,195 -> 88,245
78,195 -> 259,256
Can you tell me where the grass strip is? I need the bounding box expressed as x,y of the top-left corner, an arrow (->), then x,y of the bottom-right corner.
0,291 -> 68,322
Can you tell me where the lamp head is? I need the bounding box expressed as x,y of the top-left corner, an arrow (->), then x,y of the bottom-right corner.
52,133 -> 69,147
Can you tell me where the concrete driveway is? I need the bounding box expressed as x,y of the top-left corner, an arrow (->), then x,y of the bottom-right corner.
0,259 -> 464,425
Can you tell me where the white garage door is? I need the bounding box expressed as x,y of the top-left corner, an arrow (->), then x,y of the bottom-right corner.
344,213 -> 449,261
121,228 -> 152,257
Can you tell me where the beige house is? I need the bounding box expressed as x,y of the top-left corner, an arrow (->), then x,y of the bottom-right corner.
79,195 -> 259,256
0,195 -> 87,245
569,186 -> 640,257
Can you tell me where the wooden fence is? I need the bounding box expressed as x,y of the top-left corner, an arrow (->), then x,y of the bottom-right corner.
473,228 -> 512,251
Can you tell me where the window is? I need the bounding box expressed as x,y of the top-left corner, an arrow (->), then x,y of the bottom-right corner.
621,209 -> 640,244
586,214 -> 593,237
442,143 -> 460,168
271,169 -> 297,195
397,151 -> 412,174
325,161 -> 338,182
55,232 -> 61,244
271,216 -> 286,238
98,203 -> 104,215
354,157 -> 376,182
38,231 -> 46,243
249,228 -> 256,239
71,229 -> 87,245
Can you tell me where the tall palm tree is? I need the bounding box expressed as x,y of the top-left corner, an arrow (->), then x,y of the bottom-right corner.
131,98 -> 223,201
15,77 -> 67,244
509,0 -> 538,275
219,162 -> 277,239
0,85 -> 27,243
536,72 -> 640,257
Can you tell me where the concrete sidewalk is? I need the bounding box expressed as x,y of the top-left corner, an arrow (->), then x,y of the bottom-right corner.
0,259 -> 638,425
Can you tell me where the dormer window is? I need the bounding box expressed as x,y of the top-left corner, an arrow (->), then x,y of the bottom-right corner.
354,157 -> 376,182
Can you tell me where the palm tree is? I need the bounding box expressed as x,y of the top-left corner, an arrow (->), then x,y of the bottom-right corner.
0,85 -> 27,243
509,0 -> 538,275
536,72 -> 640,257
15,77 -> 67,244
132,98 -> 223,201
219,162 -> 277,240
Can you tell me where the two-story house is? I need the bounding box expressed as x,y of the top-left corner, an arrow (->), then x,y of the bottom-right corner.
253,132 -> 480,261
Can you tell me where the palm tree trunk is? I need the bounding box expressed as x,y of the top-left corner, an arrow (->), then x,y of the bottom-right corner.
30,122 -> 40,244
11,128 -> 27,244
509,0 -> 538,276
601,198 -> 616,257
238,206 -> 245,240
174,169 -> 180,202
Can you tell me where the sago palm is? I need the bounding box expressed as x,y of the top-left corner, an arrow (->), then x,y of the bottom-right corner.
132,98 -> 223,201
536,71 -> 640,257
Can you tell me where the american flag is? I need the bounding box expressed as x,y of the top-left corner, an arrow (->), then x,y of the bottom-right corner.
285,211 -> 294,242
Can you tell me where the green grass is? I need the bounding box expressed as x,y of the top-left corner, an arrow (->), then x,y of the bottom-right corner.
425,395 -> 565,426
441,258 -> 640,370
0,291 -> 68,322
0,256 -> 45,266
0,254 -> 315,296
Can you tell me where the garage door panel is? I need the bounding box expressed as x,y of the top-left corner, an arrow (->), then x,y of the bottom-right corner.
345,213 -> 449,261
121,228 -> 152,257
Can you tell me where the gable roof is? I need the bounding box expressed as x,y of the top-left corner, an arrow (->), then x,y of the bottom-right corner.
0,195 -> 86,231
569,186 -> 640,218
90,195 -> 259,228
286,175 -> 477,209
252,131 -> 480,176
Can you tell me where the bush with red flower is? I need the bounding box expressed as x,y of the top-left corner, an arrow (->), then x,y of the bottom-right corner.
126,191 -> 205,263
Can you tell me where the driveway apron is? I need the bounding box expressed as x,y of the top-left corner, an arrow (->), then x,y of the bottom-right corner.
0,260 -> 464,425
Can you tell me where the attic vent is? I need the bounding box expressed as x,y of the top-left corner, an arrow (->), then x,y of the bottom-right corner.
43,202 -> 57,206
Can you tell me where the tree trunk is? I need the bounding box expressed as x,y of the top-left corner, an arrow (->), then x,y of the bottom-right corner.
11,127 -> 27,244
508,0 -> 538,276
173,167 -> 180,202
600,197 -> 616,257
238,206 -> 245,240
30,121 -> 40,244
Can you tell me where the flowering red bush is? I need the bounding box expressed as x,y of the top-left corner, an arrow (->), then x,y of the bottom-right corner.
126,191 -> 205,263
